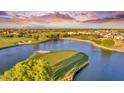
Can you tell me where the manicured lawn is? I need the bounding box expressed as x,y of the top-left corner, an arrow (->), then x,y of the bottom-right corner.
0,37 -> 49,48
0,50 -> 88,81
0,37 -> 36,48
37,50 -> 78,65
33,50 -> 88,80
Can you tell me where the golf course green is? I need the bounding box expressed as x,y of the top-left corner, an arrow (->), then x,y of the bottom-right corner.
0,50 -> 88,81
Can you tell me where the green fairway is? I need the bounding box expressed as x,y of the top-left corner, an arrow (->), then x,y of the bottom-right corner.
0,50 -> 88,81
0,37 -> 48,48
0,37 -> 36,48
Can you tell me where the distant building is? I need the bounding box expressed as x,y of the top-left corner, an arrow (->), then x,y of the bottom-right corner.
115,35 -> 124,40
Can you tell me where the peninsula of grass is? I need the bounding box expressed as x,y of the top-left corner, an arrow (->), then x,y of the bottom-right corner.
0,50 -> 88,81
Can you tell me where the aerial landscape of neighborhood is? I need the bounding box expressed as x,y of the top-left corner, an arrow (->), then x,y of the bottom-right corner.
0,11 -> 124,81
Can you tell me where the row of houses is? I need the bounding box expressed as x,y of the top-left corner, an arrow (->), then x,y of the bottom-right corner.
67,30 -> 124,40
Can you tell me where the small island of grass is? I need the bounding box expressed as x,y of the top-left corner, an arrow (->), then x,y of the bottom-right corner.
0,50 -> 88,81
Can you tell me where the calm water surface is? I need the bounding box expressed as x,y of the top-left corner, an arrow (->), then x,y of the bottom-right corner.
0,39 -> 124,81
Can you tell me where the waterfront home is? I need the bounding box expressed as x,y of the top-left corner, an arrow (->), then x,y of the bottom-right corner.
67,32 -> 77,35
103,33 -> 113,39
115,35 -> 124,40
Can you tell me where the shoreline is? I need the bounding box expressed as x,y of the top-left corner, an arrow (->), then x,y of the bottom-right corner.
0,45 -> 19,50
0,39 -> 51,50
72,61 -> 89,81
62,38 -> 124,53
63,61 -> 89,81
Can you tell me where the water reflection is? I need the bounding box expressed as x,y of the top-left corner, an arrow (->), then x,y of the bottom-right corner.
101,49 -> 113,57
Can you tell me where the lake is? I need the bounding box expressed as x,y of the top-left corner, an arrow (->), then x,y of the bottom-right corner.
0,39 -> 124,80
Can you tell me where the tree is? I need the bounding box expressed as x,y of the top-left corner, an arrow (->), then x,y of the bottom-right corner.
0,58 -> 53,81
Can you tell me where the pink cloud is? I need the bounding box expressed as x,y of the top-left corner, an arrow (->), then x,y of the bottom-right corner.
30,12 -> 76,23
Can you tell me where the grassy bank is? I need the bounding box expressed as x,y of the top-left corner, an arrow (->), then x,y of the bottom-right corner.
72,36 -> 115,48
63,38 -> 124,53
0,50 -> 88,81
0,37 -> 49,49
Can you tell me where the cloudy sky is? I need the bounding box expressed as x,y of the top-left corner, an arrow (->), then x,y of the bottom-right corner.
0,11 -> 124,28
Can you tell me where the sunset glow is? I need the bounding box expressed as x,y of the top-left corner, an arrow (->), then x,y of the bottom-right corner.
0,11 -> 124,28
